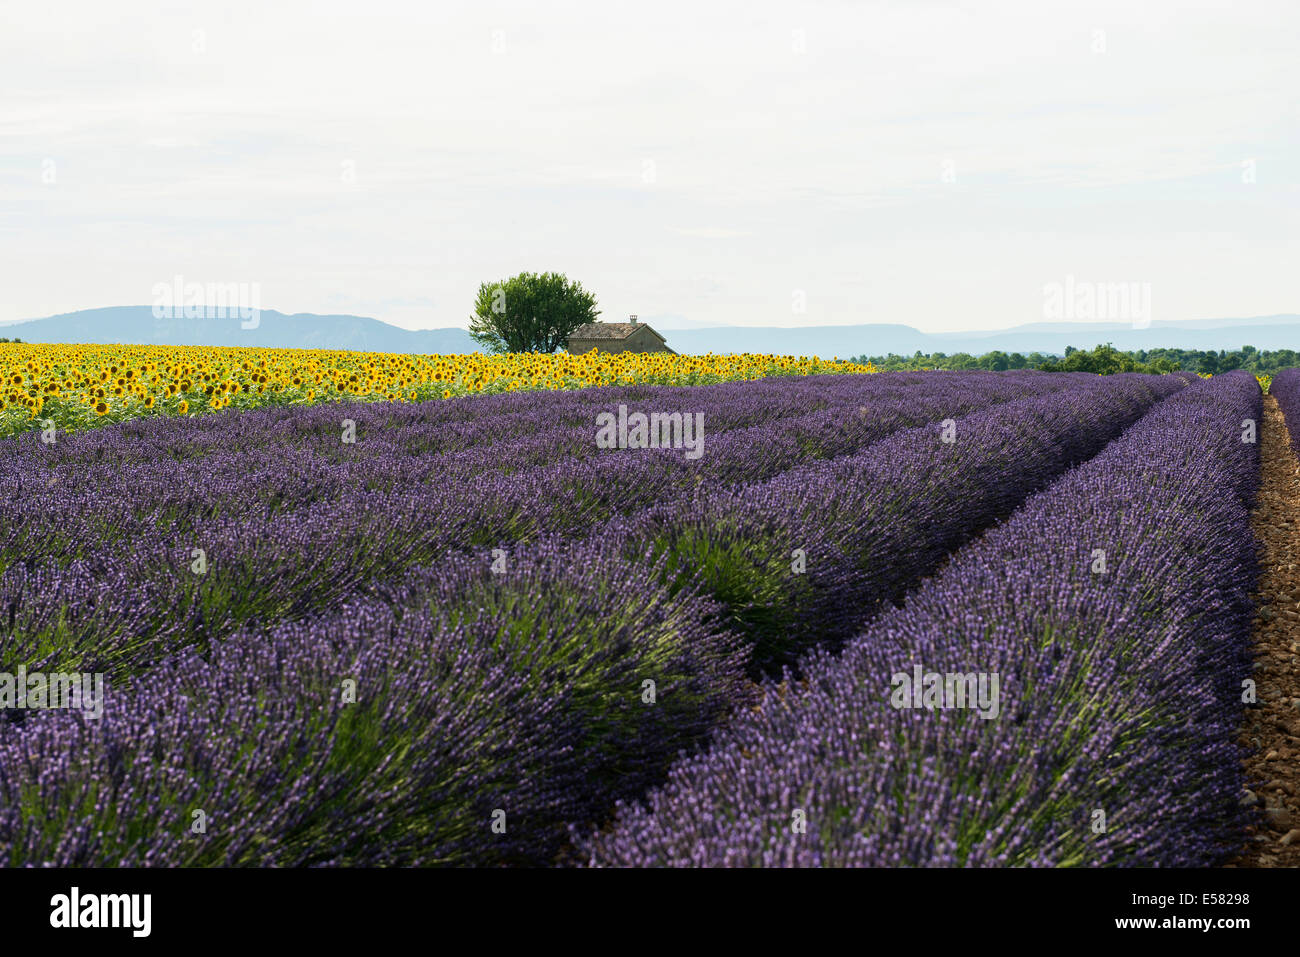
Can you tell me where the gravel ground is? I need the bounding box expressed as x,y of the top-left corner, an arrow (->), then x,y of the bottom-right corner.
1231,395 -> 1300,867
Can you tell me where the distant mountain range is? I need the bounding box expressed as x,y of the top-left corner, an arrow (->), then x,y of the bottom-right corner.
0,307 -> 477,353
665,315 -> 1300,358
3,306 -> 1298,357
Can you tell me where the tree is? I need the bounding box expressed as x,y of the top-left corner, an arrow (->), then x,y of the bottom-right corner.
469,271 -> 600,353
979,350 -> 1010,371
1051,343 -> 1136,374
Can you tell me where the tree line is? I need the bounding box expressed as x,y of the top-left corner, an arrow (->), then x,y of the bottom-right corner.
853,343 -> 1300,375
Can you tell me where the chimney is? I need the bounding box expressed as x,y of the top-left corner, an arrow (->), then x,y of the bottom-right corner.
628,314 -> 638,325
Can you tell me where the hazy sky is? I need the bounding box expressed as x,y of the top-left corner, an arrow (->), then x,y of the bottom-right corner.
2,0 -> 1296,332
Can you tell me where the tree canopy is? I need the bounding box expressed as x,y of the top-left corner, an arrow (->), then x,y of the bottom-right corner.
469,272 -> 600,353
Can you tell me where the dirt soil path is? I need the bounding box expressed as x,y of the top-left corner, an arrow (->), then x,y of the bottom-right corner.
1232,394 -> 1300,867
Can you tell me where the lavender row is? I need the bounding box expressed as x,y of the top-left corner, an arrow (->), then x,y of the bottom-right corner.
0,372 -> 1066,556
1269,368 -> 1300,457
0,538 -> 753,866
2,374 -> 1080,679
578,372 -> 1259,866
8,370 -> 952,485
0,374 -> 1177,867
0,373 -> 880,535
614,372 -> 1191,672
0,372 -> 1194,866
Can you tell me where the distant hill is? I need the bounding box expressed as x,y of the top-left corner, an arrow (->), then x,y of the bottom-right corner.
1,306 -> 477,353
3,306 -> 1297,357
666,317 -> 1300,358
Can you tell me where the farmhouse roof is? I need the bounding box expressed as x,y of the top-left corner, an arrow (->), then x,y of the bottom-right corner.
568,321 -> 669,343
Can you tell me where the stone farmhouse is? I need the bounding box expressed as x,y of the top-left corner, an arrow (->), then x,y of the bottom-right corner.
566,315 -> 676,354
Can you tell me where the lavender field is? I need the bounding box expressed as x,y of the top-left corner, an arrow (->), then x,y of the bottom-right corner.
0,369 -> 1277,866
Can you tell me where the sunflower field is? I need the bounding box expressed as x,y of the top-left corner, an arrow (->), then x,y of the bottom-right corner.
0,343 -> 875,437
